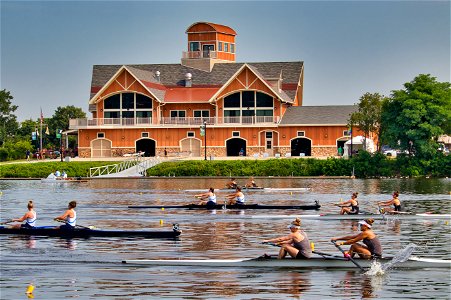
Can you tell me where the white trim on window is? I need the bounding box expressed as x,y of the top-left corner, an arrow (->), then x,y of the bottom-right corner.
297,131 -> 305,137
187,131 -> 195,137
141,132 -> 149,138
232,131 -> 240,137
97,132 -> 105,138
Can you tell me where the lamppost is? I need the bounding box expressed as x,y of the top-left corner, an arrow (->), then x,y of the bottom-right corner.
203,121 -> 207,160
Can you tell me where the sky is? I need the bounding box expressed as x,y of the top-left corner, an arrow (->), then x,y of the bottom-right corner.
1,0 -> 450,122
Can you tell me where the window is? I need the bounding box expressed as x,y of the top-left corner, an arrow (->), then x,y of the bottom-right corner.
343,130 -> 351,137
122,93 -> 134,109
103,93 -> 152,122
194,110 -> 210,118
224,43 -> 229,52
218,42 -> 223,51
232,131 -> 240,137
104,94 -> 120,109
136,94 -> 152,109
104,111 -> 119,118
266,132 -> 273,138
224,93 -> 240,108
170,110 -> 186,118
256,110 -> 273,116
97,132 -> 105,138
297,131 -> 305,137
141,132 -> 149,138
190,42 -> 200,51
187,132 -> 195,137
231,44 -> 235,53
224,110 -> 240,117
256,92 -> 273,107
242,91 -> 255,108
136,111 -> 151,118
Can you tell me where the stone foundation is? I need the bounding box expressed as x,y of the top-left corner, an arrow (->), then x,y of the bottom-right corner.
311,146 -> 338,157
78,148 -> 91,158
112,148 -> 135,157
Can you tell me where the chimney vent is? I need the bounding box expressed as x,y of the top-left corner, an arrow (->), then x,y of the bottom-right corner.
185,72 -> 192,87
155,71 -> 160,82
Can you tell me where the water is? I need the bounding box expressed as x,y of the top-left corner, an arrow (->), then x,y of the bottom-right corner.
0,178 -> 450,299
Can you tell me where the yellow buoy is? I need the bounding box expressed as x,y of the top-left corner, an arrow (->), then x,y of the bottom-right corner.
160,219 -> 164,225
445,221 -> 449,226
161,207 -> 165,211
26,284 -> 35,294
310,242 -> 315,251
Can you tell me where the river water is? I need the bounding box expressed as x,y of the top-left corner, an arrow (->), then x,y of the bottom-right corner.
0,178 -> 450,299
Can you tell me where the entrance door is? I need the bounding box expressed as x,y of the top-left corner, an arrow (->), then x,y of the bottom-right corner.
203,45 -> 214,58
265,131 -> 273,156
181,138 -> 201,157
91,139 -> 112,158
226,138 -> 246,156
291,138 -> 311,156
136,139 -> 156,157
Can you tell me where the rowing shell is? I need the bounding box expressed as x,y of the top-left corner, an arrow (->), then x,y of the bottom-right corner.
250,213 -> 451,220
0,225 -> 181,239
128,202 -> 321,210
184,187 -> 310,193
123,256 -> 451,269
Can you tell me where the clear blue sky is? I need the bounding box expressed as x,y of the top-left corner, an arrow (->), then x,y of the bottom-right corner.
1,1 -> 450,122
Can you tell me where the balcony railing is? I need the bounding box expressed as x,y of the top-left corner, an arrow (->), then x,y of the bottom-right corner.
182,51 -> 217,59
70,116 -> 279,129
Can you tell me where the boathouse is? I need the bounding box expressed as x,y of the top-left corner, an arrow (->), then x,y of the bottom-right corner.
69,22 -> 360,158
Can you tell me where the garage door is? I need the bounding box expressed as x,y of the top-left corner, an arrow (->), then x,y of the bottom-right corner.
180,138 -> 201,156
91,139 -> 112,157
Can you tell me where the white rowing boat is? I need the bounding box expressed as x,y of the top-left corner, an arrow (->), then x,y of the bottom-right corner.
123,256 -> 451,269
250,213 -> 451,220
184,187 -> 310,193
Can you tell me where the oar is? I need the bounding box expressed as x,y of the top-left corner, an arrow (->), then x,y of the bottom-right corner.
0,219 -> 14,225
332,240 -> 365,272
55,219 -> 94,230
263,241 -> 340,258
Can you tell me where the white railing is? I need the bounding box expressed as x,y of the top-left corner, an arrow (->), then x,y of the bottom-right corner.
70,116 -> 279,129
182,51 -> 217,59
89,156 -> 161,177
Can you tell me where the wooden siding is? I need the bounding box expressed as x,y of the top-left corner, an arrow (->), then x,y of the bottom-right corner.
78,126 -> 359,152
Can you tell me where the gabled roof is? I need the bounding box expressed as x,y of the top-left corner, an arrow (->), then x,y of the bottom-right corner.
279,105 -> 357,126
90,62 -> 303,103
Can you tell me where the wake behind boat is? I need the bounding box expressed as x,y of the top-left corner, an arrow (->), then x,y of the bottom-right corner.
123,255 -> 451,269
40,178 -> 88,183
128,201 -> 321,210
250,213 -> 451,220
184,187 -> 310,193
0,224 -> 181,239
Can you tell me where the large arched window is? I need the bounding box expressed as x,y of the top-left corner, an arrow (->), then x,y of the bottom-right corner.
223,91 -> 274,123
103,93 -> 153,125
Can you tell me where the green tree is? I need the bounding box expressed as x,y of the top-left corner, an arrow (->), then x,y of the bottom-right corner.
0,89 -> 19,145
349,92 -> 385,151
381,74 -> 451,159
17,119 -> 38,139
48,105 -> 86,149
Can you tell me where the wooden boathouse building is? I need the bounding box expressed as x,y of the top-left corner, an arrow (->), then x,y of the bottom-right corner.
69,22 -> 359,158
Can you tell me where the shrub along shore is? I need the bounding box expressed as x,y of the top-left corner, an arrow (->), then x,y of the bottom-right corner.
0,152 -> 449,179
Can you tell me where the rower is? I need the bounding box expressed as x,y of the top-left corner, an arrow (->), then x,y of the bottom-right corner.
245,176 -> 258,188
10,200 -> 36,229
263,218 -> 312,259
331,218 -> 382,259
225,178 -> 238,189
54,201 -> 77,230
194,187 -> 216,206
334,192 -> 359,215
226,186 -> 245,205
377,191 -> 401,213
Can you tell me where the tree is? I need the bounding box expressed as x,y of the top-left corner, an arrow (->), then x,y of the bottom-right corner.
0,89 -> 19,145
48,105 -> 86,149
17,119 -> 38,139
381,74 -> 451,159
349,92 -> 385,151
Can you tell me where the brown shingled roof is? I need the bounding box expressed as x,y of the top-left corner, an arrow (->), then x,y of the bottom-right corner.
279,105 -> 357,125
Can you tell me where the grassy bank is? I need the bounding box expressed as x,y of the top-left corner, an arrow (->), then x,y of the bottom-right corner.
0,161 -> 116,178
147,152 -> 451,178
0,152 -> 449,179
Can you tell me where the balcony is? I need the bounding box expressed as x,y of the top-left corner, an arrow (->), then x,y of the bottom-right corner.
69,116 -> 280,129
182,50 -> 217,59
